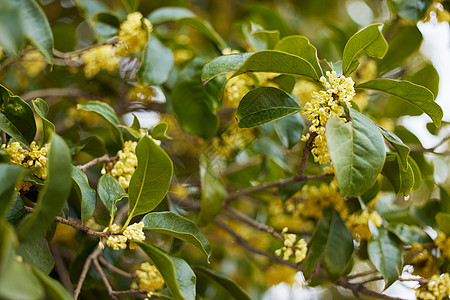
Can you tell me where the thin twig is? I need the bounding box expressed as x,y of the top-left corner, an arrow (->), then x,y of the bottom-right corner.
99,256 -> 136,279
55,40 -> 118,58
50,246 -> 74,294
20,88 -> 91,101
92,257 -> 118,300
298,132 -> 317,177
346,269 -> 378,280
111,289 -> 148,296
353,276 -> 384,285
336,278 -> 407,300
74,247 -> 102,299
77,154 -> 118,172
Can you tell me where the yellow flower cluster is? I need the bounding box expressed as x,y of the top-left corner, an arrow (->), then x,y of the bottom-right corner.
301,71 -> 355,165
22,50 -> 47,77
135,262 -> 165,296
345,210 -> 382,240
98,222 -> 145,250
2,141 -> 50,191
102,140 -> 138,189
81,45 -> 119,78
416,273 -> 450,300
275,227 -> 307,263
210,125 -> 255,160
127,84 -> 158,103
115,12 -> 152,57
406,243 -> 437,278
435,232 -> 450,259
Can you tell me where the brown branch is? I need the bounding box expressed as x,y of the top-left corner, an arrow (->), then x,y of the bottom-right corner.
92,257 -> 118,300
54,40 -> 118,58
77,154 -> 118,172
20,88 -> 91,102
336,278 -> 407,300
74,247 -> 102,299
111,289 -> 148,296
98,256 -> 136,279
298,132 -> 318,177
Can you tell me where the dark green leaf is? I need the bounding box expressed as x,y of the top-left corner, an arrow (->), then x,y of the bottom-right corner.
201,53 -> 253,83
382,153 -> 414,195
198,154 -> 226,227
302,207 -> 354,280
273,112 -> 304,149
440,186 -> 450,214
142,211 -> 211,260
436,212 -> 450,236
151,122 -> 171,140
128,135 -> 173,218
357,79 -> 442,127
97,174 -> 126,218
19,134 -> 72,240
32,98 -> 55,145
72,136 -> 107,157
368,226 -> 403,288
391,0 -> 434,22
17,236 -> 54,274
411,200 -> 439,228
92,12 -> 120,37
275,35 -> 322,77
0,164 -> 26,219
326,109 -> 385,197
388,223 -> 432,244
194,266 -> 251,300
342,24 -> 388,76
121,0 -> 139,12
72,166 -> 97,224
236,87 -> 301,128
138,37 -> 174,86
378,126 -> 409,171
278,181 -> 306,203
6,194 -> 26,225
137,241 -> 196,300
31,266 -> 75,300
0,112 -> 30,148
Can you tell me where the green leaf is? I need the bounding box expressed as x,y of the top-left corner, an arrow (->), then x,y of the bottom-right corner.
368,226 -> 403,288
137,241 -> 196,300
302,207 -> 354,280
249,29 -> 280,51
275,35 -> 322,77
142,211 -> 211,260
409,156 -> 421,191
178,17 -> 226,50
72,0 -> 108,20
0,112 -> 30,148
357,79 -> 442,127
72,166 -> 97,224
378,126 -> 409,171
92,11 -> 120,37
77,101 -> 123,145
198,154 -> 226,227
231,50 -> 320,82
138,37 -> 174,86
0,7 -> 24,56
121,0 -> 139,12
342,23 -> 388,76
193,266 -> 251,300
31,266 -> 75,300
382,153 -> 414,195
151,122 -> 171,140
391,0 -> 434,22
19,134 -> 73,240
201,53 -> 253,83
72,136 -> 107,158
326,109 -> 386,197
32,98 -> 55,145
236,87 -> 301,128
436,212 -> 450,236
253,137 -> 290,171
17,235 -> 54,274
0,164 -> 26,219
128,135 -> 173,218
98,174 -> 126,218
273,113 -> 305,149
20,0 -> 54,63
440,186 -> 450,214
388,223 -> 432,244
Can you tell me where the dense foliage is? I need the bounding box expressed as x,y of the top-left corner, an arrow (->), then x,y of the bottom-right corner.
0,0 -> 449,299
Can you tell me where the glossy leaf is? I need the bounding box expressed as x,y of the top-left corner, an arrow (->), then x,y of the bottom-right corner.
357,79 -> 442,127
19,134 -> 72,240
72,166 -> 97,224
378,126 -> 409,171
17,236 -> 54,274
198,154 -> 226,227
368,226 -> 403,288
391,0 -> 434,22
0,164 -> 26,219
275,35 -> 322,77
151,122 -> 171,140
236,87 -> 301,128
138,37 -> 174,86
201,53 -> 253,83
436,212 -> 450,236
77,101 -> 123,145
302,207 -> 354,280
273,113 -> 304,149
342,24 -> 388,76
326,109 -> 385,197
92,11 -> 120,37
389,224 -> 432,244
382,153 -> 414,195
409,156 -> 422,191
194,266 -> 251,300
98,174 -> 126,218
32,266 -> 75,300
137,241 -> 196,300
142,211 -> 211,260
32,98 -> 55,145
0,112 -> 30,148
128,135 -> 173,218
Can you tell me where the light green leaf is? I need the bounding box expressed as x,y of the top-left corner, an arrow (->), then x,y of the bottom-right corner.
342,23 -> 388,76
0,7 -> 24,56
72,0 -> 108,20
357,79 -> 442,127
326,109 -> 386,197
302,207 -> 354,280
121,0 -> 139,12
198,154 -> 226,227
409,156 -> 421,191
138,37 -> 174,86
0,164 -> 26,219
436,212 -> 450,236
275,35 -> 322,77
273,113 -> 305,149
92,11 -> 120,37
201,53 -> 253,83
128,135 -> 173,218
19,134 -> 72,240
194,266 -> 251,300
142,211 -> 211,260
231,50 -> 320,82
17,236 -> 54,274
178,17 -> 226,50
72,166 -> 97,224
368,226 -> 403,288
151,122 -> 171,140
382,153 -> 413,195
98,174 -> 126,219
32,98 -> 55,145
137,241 -> 196,300
236,87 -> 301,128
77,101 -> 123,145
32,266 -> 75,300
378,126 -> 410,171
388,224 -> 432,244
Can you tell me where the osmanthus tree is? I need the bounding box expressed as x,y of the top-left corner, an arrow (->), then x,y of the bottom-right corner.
0,0 -> 449,299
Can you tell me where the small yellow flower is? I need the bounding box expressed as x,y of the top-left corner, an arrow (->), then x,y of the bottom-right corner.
115,12 -> 152,56
275,227 -> 308,263
122,222 -> 145,249
135,262 -> 165,293
98,222 -> 146,250
103,141 -> 138,189
22,50 -> 47,77
346,210 -> 382,240
81,45 -> 119,78
415,273 -> 450,300
435,232 -> 450,259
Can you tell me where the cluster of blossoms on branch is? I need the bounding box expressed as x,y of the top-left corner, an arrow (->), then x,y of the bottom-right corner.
346,209 -> 383,240
415,273 -> 450,300
98,222 -> 145,250
275,227 -> 308,263
132,262 -> 165,298
102,140 -> 138,189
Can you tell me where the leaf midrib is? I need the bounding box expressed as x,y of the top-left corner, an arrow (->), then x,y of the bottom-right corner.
130,151 -> 150,218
